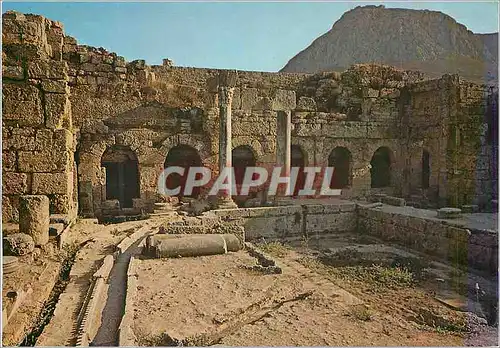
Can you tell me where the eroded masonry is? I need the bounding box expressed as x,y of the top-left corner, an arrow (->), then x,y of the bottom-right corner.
3,11 -> 498,222
2,11 -> 499,347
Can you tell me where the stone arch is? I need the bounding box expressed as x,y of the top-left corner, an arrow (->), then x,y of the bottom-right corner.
232,137 -> 264,160
164,144 -> 203,198
422,149 -> 430,189
328,147 -> 353,189
291,144 -> 307,196
101,145 -> 140,208
159,135 -> 210,166
232,145 -> 257,186
370,146 -> 393,188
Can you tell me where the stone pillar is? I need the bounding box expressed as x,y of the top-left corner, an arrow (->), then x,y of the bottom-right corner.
275,110 -> 292,200
19,195 -> 50,246
216,85 -> 238,209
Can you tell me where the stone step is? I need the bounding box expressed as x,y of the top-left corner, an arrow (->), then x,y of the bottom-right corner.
50,214 -> 70,225
154,203 -> 174,212
381,195 -> 406,207
150,211 -> 176,217
461,205 -> 479,213
437,207 -> 462,219
49,223 -> 65,237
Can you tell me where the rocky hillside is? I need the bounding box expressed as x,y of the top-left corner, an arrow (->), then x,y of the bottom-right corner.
281,5 -> 498,83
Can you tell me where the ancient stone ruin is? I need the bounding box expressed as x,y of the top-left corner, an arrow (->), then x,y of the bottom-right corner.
2,10 -> 498,224
2,10 -> 498,347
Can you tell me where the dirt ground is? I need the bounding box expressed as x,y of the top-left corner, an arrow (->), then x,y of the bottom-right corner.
2,250 -> 60,346
130,234 -> 494,346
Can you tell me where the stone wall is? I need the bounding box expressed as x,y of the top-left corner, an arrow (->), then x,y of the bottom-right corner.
2,10 -> 497,220
210,202 -> 357,241
357,205 -> 498,273
2,12 -> 77,222
455,83 -> 498,208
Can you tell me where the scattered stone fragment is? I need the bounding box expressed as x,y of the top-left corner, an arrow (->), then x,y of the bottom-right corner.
19,195 -> 50,246
437,207 -> 462,219
3,233 -> 35,256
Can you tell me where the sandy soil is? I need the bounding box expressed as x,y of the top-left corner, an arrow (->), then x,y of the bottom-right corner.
2,251 -> 60,346
131,245 -> 470,346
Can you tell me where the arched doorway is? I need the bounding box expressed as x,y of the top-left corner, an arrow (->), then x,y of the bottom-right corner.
101,145 -> 140,208
232,146 -> 257,187
164,145 -> 203,198
291,145 -> 306,196
370,147 -> 393,188
329,147 -> 352,189
422,150 -> 430,189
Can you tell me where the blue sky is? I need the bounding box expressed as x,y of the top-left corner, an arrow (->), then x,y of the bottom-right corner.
2,1 -> 499,71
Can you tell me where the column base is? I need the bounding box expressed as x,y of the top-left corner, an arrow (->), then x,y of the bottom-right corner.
216,196 -> 238,210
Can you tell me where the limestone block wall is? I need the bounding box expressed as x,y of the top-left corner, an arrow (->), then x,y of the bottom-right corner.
2,12 -> 77,222
289,65 -> 423,198
402,77 -> 453,202
357,205 -> 498,273
399,74 -> 498,208
57,29 -> 305,215
453,83 -> 498,207
3,11 -> 497,217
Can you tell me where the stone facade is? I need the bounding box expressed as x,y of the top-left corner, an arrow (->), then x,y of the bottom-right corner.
2,11 -> 498,221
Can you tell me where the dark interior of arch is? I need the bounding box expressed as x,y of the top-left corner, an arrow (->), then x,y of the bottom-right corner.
291,145 -> 306,196
329,147 -> 352,189
370,147 -> 392,188
164,145 -> 203,198
232,146 -> 256,187
422,150 -> 430,189
101,145 -> 140,208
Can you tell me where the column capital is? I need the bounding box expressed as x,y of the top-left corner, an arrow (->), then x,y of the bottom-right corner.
218,86 -> 234,106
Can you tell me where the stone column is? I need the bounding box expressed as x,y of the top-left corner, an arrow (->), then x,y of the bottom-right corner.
275,110 -> 292,200
19,195 -> 50,246
216,85 -> 238,209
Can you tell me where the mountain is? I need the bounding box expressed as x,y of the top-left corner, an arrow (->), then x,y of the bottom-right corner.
281,5 -> 498,84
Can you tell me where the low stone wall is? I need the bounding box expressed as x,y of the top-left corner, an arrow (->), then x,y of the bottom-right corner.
357,205 -> 498,273
210,202 -> 357,241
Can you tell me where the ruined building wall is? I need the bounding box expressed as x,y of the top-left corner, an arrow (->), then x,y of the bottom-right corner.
2,12 -> 77,222
399,75 -> 498,208
402,76 -> 456,205
290,65 -> 427,198
2,11 -> 497,221
454,83 -> 499,207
